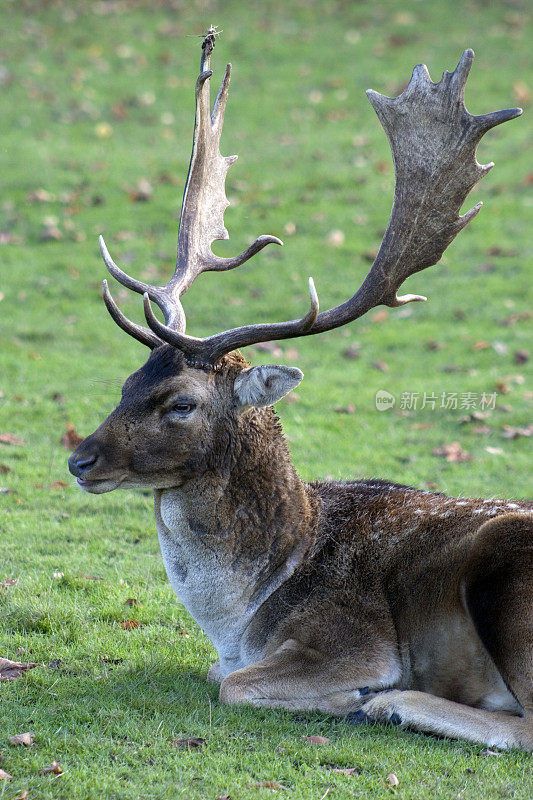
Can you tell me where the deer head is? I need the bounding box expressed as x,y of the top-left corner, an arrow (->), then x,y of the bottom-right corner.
68,31 -> 521,493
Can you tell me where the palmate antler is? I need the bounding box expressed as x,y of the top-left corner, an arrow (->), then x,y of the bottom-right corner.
101,35 -> 521,364
101,27 -> 284,349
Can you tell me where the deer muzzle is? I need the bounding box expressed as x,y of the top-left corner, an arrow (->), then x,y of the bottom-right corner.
68,433 -> 125,493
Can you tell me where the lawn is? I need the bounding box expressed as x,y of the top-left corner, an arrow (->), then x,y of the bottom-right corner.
0,0 -> 531,798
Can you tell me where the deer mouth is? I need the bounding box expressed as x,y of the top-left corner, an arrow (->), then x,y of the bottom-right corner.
76,476 -> 124,494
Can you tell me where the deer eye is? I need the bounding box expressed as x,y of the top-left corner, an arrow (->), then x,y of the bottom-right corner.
168,400 -> 196,417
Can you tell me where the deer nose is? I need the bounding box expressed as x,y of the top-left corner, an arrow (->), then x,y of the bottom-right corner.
68,452 -> 98,478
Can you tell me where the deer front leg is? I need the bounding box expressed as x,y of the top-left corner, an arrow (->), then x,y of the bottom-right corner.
219,639 -> 399,715
354,690 -> 533,751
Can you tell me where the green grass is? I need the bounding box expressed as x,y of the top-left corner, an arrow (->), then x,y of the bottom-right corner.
1,0 -> 532,797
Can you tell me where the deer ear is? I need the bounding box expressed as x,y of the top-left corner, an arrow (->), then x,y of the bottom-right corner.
234,365 -> 303,408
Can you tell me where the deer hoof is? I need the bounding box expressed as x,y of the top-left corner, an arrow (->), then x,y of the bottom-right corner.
345,709 -> 372,725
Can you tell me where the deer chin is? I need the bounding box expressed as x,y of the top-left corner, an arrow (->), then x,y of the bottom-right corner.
76,476 -> 124,494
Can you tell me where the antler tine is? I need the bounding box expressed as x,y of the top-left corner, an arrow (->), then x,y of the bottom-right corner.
102,280 -> 161,349
142,278 -> 319,364
99,236 -> 186,332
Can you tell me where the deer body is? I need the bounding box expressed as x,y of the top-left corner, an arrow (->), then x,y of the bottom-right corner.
69,36 -> 532,750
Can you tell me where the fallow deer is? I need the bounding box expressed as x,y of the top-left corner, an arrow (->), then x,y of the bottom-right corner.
69,31 -> 532,751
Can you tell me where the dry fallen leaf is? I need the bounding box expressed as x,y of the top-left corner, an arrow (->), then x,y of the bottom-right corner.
0,769 -> 12,780
485,246 -> 519,258
458,411 -> 491,424
370,309 -> 389,323
302,734 -> 330,745
387,772 -> 399,787
372,360 -> 389,373
342,344 -> 361,360
334,404 -> 355,414
128,178 -> 153,202
120,620 -> 141,630
78,574 -> 104,580
499,311 -> 533,326
432,442 -> 473,463
13,791 -> 29,800
8,732 -> 35,747
254,341 -> 283,358
28,188 -> 54,203
513,80 -> 530,106
479,748 -> 502,757
0,233 -> 23,245
125,598 -> 139,607
363,248 -> 379,263
39,760 -> 63,775
40,223 -> 63,242
215,795 -> 231,800
61,424 -> 83,450
502,424 -> 533,439
0,660 -> 37,682
472,425 -> 491,435
325,229 -> 345,248
95,121 -> 113,138
492,341 -> 508,356
0,433 -> 26,446
0,578 -> 17,588
172,737 -> 206,750
514,349 -> 529,365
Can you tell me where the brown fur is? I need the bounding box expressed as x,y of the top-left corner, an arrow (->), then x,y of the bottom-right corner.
69,347 -> 533,751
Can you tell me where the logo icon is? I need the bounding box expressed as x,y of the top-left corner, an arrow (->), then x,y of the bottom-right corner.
375,390 -> 396,411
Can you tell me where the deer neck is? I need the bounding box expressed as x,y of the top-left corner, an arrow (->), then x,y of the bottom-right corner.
153,406 -> 317,674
